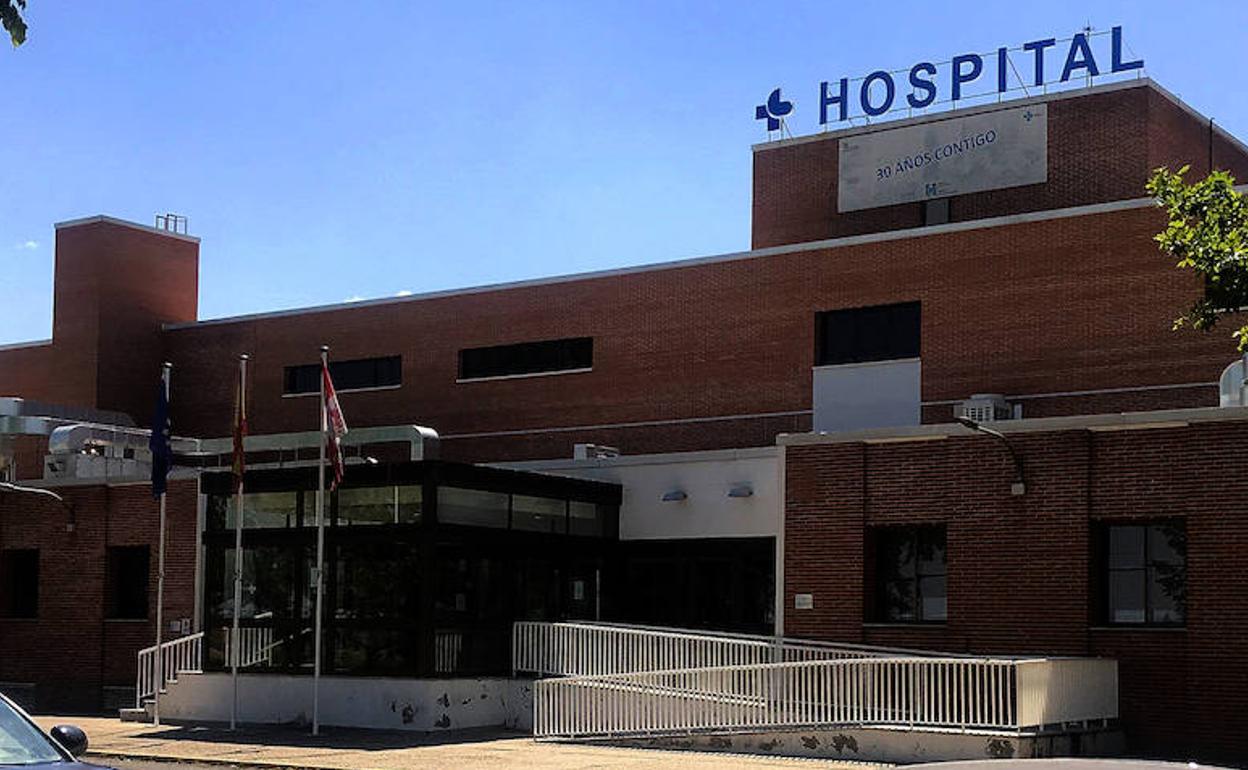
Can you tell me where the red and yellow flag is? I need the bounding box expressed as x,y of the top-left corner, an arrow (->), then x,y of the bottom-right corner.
322,361 -> 348,490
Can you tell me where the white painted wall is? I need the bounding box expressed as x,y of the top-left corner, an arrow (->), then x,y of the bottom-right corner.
499,447 -> 780,541
158,672 -> 533,732
812,359 -> 921,433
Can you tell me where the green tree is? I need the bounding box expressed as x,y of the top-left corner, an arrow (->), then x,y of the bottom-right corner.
2,0 -> 26,46
1148,165 -> 1248,350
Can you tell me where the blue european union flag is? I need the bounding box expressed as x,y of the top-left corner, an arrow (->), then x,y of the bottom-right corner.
150,374 -> 172,498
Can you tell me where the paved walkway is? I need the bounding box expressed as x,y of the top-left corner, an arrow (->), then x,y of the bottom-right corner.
35,716 -> 885,770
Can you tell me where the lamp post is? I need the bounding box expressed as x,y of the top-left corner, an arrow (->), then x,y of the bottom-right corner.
0,482 -> 76,530
955,416 -> 1026,496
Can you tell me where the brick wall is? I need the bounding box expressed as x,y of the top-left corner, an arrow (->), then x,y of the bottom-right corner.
160,203 -> 1238,464
0,218 -> 197,425
0,479 -> 198,711
0,343 -> 53,405
751,82 -> 1248,250
783,420 -> 1248,762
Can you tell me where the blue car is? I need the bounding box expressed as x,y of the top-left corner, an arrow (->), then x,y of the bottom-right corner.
0,692 -> 112,769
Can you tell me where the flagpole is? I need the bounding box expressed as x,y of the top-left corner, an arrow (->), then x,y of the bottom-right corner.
230,354 -> 248,731
153,362 -> 171,727
312,345 -> 328,736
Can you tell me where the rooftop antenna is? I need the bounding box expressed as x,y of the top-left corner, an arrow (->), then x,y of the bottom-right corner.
1082,22 -> 1095,88
155,213 -> 188,235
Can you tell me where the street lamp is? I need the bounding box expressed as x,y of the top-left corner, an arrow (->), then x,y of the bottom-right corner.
0,481 -> 77,530
955,416 -> 1026,496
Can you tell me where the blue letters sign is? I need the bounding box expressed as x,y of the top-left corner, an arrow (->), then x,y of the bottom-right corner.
755,26 -> 1143,131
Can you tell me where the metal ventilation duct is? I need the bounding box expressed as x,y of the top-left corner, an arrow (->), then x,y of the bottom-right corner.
0,397 -> 136,426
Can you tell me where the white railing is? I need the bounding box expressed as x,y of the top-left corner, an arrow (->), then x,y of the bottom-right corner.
226,618 -> 318,672
225,626 -> 276,668
136,632 -> 203,707
533,655 -> 1119,739
224,611 -> 277,669
435,631 -> 464,675
513,621 -> 928,679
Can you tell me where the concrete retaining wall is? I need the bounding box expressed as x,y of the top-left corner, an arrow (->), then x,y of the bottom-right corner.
158,673 -> 533,732
611,726 -> 1124,764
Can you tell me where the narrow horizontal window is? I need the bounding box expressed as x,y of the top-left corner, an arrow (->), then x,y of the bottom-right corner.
336,486 -> 422,526
816,301 -> 920,366
208,491 -> 301,530
437,487 -> 509,529
459,337 -> 592,380
511,495 -> 567,534
283,356 -> 401,395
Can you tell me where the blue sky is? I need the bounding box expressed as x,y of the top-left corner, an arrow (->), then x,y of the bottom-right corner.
2,1 -> 1246,345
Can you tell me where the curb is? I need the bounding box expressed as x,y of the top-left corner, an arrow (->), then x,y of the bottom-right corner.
85,745 -> 887,769
86,749 -> 368,770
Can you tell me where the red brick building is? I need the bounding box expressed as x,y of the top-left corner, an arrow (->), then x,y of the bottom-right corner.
3,81 -> 1245,460
781,411 -> 1248,761
1,78 -> 1247,760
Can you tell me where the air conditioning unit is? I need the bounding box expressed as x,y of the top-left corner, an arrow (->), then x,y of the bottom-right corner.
956,393 -> 1019,422
573,443 -> 620,460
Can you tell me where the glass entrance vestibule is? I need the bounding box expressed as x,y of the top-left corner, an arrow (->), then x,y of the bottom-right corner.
200,461 -> 621,678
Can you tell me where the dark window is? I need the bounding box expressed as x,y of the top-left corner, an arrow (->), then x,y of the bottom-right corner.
106,546 -> 150,619
872,525 -> 946,622
283,356 -> 401,395
1097,520 -> 1186,626
0,549 -> 38,618
816,302 -> 920,366
1205,271 -> 1248,313
459,337 -> 592,380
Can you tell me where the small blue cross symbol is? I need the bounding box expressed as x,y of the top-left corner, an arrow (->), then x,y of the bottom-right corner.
756,88 -> 793,132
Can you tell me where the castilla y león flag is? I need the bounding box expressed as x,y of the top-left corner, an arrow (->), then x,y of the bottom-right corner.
322,361 -> 348,490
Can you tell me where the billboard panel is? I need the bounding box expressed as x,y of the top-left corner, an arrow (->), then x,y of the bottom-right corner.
837,104 -> 1047,212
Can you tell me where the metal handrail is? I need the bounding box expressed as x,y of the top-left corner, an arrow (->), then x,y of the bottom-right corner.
135,632 -> 204,708
564,620 -> 948,656
513,621 -> 932,680
515,621 -> 1118,741
533,655 -> 1119,739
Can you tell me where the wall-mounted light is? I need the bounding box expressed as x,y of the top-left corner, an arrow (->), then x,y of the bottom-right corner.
955,416 -> 1026,496
727,484 -> 753,498
661,490 -> 688,502
0,481 -> 76,532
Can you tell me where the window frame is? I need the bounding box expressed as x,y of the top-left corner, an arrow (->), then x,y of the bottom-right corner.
1095,518 -> 1187,628
868,524 -> 947,625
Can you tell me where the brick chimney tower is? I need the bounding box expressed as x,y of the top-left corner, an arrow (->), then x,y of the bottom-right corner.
47,216 -> 199,425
